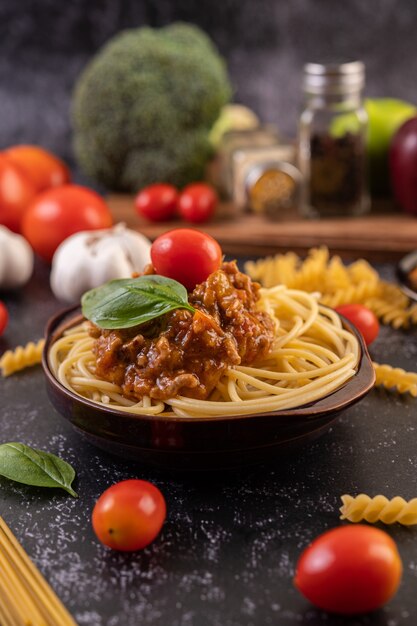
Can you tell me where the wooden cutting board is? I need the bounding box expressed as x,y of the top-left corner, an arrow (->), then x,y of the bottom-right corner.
107,194 -> 417,261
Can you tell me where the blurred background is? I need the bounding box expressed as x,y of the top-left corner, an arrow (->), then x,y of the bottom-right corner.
1,0 -> 417,166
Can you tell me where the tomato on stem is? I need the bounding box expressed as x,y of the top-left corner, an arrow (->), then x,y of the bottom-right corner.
151,228 -> 223,291
0,155 -> 38,233
178,183 -> 218,224
294,525 -> 402,614
135,183 -> 179,222
92,479 -> 166,552
335,304 -> 380,345
4,145 -> 70,193
22,184 -> 113,263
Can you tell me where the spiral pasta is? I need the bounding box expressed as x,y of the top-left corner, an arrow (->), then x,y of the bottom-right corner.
373,362 -> 417,397
364,298 -> 410,329
0,339 -> 45,377
340,494 -> 417,525
409,303 -> 417,325
245,247 -> 416,328
320,283 -> 377,308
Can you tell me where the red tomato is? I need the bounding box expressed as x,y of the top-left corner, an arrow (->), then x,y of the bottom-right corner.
335,304 -> 380,345
22,185 -> 113,262
178,183 -> 218,224
0,154 -> 38,233
0,302 -> 9,336
151,228 -> 223,291
294,525 -> 402,614
92,479 -> 166,552
135,184 -> 178,222
4,145 -> 70,193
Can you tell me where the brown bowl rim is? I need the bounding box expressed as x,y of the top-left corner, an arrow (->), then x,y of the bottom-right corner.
42,305 -> 376,425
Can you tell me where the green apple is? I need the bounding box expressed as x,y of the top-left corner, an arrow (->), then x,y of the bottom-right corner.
330,98 -> 416,196
209,104 -> 260,147
366,98 -> 417,195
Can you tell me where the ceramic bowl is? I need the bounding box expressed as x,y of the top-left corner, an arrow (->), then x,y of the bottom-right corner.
42,306 -> 375,471
396,250 -> 417,302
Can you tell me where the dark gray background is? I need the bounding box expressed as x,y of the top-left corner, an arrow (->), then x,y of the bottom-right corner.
2,4 -> 417,624
1,0 -> 417,168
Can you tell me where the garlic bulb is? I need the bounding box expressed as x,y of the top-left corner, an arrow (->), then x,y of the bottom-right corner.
0,225 -> 34,289
50,223 -> 152,302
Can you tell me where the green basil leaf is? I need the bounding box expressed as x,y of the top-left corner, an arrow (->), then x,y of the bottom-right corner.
0,443 -> 78,497
81,275 -> 195,329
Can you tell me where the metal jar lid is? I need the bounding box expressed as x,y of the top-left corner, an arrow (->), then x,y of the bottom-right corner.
303,61 -> 365,96
245,160 -> 302,217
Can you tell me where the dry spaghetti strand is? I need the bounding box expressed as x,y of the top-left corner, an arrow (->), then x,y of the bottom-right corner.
0,515 -> 78,626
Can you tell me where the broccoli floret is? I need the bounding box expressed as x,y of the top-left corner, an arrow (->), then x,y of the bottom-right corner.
72,23 -> 232,191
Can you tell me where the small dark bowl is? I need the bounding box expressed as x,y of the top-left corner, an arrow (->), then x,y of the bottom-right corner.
42,307 -> 375,471
397,250 -> 417,302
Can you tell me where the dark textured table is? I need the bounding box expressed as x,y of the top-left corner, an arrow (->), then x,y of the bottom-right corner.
1,258 -> 417,626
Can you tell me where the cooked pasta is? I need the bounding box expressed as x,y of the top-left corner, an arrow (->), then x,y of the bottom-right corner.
0,339 -> 45,377
340,494 -> 417,525
373,362 -> 417,397
48,286 -> 360,418
245,247 -> 416,328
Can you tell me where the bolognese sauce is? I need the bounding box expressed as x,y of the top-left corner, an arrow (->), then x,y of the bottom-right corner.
89,262 -> 275,401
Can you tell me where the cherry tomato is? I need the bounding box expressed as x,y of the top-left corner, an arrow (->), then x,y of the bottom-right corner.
151,228 -> 223,291
92,479 -> 166,552
178,183 -> 218,224
294,525 -> 402,614
0,302 -> 9,336
135,184 -> 179,222
335,304 -> 380,345
22,185 -> 113,263
0,154 -> 38,233
4,145 -> 70,193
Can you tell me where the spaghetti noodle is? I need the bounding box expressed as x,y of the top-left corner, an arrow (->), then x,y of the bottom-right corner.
48,285 -> 360,418
0,515 -> 77,626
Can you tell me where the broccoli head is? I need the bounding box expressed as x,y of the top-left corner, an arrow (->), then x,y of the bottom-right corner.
72,23 -> 232,191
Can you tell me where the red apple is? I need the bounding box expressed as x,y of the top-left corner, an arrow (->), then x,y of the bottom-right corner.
389,116 -> 417,214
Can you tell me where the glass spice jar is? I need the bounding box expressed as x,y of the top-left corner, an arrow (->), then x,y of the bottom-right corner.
244,159 -> 302,219
218,127 -> 280,197
208,127 -> 281,219
231,143 -> 300,214
298,61 -> 370,217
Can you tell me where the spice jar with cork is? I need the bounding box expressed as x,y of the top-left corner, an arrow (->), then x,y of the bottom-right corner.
298,61 -> 370,217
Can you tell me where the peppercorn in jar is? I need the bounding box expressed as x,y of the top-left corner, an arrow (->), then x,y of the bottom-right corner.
298,61 -> 370,217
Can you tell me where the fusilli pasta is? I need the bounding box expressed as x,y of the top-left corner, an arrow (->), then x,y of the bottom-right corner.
0,339 -> 45,377
373,362 -> 417,397
340,494 -> 417,525
245,247 -> 416,328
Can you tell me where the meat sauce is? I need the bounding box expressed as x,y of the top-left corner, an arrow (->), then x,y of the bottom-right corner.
90,261 -> 275,401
